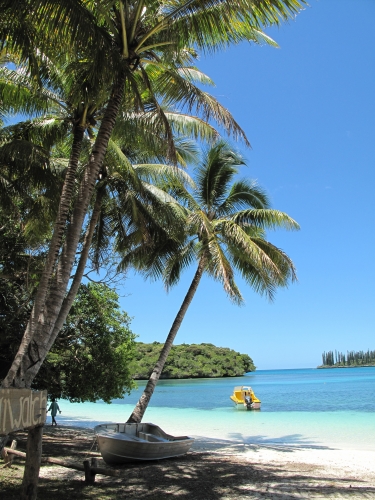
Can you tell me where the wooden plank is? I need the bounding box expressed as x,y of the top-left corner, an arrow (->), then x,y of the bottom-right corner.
1,439 -> 17,468
3,447 -> 26,459
0,389 -> 47,434
2,447 -> 119,477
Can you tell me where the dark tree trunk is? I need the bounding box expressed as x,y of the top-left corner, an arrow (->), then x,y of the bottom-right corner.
20,425 -> 43,500
2,125 -> 85,388
127,259 -> 205,424
26,187 -> 105,379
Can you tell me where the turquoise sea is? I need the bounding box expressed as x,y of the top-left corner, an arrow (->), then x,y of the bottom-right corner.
57,368 -> 375,452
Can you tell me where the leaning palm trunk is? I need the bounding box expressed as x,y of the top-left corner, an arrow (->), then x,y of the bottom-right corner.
2,71 -> 126,389
2,124 -> 85,387
14,182 -> 104,500
127,258 -> 205,424
26,187 -> 105,381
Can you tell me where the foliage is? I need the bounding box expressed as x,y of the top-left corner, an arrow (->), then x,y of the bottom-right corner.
123,140 -> 299,301
132,342 -> 255,379
33,283 -> 137,402
1,1 -> 306,398
0,194 -> 137,402
0,208 -> 46,380
320,349 -> 375,368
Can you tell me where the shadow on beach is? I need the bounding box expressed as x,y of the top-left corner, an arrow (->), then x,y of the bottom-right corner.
191,432 -> 333,455
1,425 -> 375,499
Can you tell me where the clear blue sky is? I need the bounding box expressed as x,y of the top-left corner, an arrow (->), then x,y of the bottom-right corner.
119,0 -> 375,370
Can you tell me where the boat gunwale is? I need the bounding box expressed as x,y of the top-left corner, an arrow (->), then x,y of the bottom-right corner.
94,422 -> 194,444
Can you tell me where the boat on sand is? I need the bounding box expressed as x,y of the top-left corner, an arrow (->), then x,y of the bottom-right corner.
94,422 -> 194,464
230,385 -> 261,410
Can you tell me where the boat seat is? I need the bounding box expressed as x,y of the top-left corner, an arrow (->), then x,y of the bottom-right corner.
104,431 -> 147,442
138,431 -> 169,443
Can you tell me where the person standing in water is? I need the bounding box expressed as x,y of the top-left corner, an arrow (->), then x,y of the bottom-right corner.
47,398 -> 61,426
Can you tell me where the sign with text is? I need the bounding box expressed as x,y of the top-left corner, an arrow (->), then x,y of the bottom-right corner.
0,389 -> 47,435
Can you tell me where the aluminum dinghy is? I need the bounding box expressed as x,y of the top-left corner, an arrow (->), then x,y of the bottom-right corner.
95,422 -> 194,464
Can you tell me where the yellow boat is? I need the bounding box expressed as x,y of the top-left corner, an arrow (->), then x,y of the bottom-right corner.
230,385 -> 261,410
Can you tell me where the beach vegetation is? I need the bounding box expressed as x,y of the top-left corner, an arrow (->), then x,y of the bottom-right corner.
0,217 -> 137,402
2,0 -> 306,392
33,283 -> 137,403
0,54 -> 217,391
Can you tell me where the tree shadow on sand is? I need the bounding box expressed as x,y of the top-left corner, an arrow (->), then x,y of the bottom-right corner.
191,431 -> 333,454
2,428 -> 374,499
35,452 -> 375,499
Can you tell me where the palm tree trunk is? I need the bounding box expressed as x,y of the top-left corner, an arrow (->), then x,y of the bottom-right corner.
2,125 -> 85,388
23,187 -> 105,382
3,70 -> 126,389
127,258 -> 205,424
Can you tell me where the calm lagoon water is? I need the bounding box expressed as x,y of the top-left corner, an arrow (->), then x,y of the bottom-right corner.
58,368 -> 375,451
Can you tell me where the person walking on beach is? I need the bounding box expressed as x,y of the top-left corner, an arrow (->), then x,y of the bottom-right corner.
47,399 -> 61,426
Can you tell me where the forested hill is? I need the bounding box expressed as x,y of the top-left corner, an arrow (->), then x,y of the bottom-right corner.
132,343 -> 256,379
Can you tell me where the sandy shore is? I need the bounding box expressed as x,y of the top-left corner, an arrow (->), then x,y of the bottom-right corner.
2,425 -> 375,499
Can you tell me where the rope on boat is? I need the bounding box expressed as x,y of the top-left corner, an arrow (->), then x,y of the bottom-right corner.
81,435 -> 99,463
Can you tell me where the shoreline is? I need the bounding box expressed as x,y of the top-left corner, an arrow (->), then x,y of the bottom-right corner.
317,364 -> 375,369
2,425 -> 375,499
54,403 -> 375,453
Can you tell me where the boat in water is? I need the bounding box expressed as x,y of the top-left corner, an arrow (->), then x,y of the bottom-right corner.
94,422 -> 194,464
230,385 -> 261,410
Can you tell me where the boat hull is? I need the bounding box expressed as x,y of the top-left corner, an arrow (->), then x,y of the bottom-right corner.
95,423 -> 194,464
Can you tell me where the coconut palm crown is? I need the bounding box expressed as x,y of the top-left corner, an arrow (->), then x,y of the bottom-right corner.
125,140 -> 299,301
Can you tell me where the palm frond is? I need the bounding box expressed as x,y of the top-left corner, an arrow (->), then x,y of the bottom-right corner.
220,219 -> 295,292
196,140 -> 245,210
105,139 -> 142,191
133,163 -> 195,188
0,66 -> 63,116
146,61 -> 250,145
232,209 -> 300,231
173,137 -> 200,167
163,240 -> 197,289
204,235 -> 243,303
137,0 -> 306,55
176,67 -> 215,86
164,112 -> 219,143
0,118 -> 71,150
217,179 -> 270,216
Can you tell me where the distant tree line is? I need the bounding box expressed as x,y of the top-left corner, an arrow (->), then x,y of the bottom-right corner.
321,349 -> 375,367
131,342 -> 256,379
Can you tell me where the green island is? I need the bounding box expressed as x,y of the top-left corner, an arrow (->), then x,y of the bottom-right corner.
131,342 -> 255,379
318,349 -> 375,368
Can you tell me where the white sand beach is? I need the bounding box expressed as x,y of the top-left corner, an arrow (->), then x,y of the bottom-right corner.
28,426 -> 375,499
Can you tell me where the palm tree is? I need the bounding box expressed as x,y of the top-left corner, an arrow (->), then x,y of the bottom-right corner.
1,4 -> 306,496
124,140 -> 299,423
0,111 -> 197,499
0,56 -> 111,388
30,133 -> 199,375
5,62 -> 250,385
1,53 -> 248,389
1,0 -> 307,390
